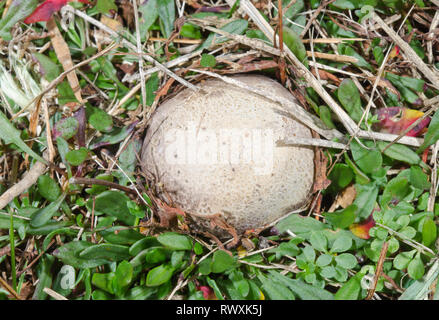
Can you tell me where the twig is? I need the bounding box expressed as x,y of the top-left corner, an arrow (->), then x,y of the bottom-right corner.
42,100 -> 55,162
377,223 -> 436,256
0,276 -> 21,300
43,288 -> 68,300
300,0 -> 335,38
47,18 -> 83,102
63,5 -> 197,91
226,0 -> 358,134
428,141 -> 439,212
132,0 -> 146,109
148,37 -> 202,44
366,241 -> 388,300
189,68 -> 344,141
308,61 -> 365,78
305,51 -> 358,63
427,11 -> 439,64
372,12 -> 439,88
382,102 -> 439,152
0,152 -> 49,210
278,137 -> 347,149
14,42 -> 119,120
16,240 -> 55,277
302,37 -> 366,43
224,0 -> 424,149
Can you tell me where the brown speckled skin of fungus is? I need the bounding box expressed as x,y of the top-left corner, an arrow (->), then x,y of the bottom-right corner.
141,75 -> 314,235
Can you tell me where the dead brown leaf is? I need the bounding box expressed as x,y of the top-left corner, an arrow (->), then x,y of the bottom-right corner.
47,18 -> 83,103
328,184 -> 357,212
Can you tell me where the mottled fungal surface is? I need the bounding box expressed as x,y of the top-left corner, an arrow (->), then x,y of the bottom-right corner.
141,75 -> 314,234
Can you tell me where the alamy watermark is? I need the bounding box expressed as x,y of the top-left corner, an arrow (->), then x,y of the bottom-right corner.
163,122 -> 275,175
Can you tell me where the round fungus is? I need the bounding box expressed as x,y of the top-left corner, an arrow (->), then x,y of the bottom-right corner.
141,75 -> 315,235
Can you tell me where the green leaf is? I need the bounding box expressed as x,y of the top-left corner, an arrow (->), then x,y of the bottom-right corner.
386,72 -> 425,93
373,46 -> 384,65
410,166 -> 431,190
211,250 -> 236,273
422,218 -> 437,247
92,272 -> 115,294
139,0 -> 159,39
330,235 -> 352,253
200,54 -> 216,68
338,44 -> 372,70
30,193 -> 66,227
335,253 -> 358,269
269,241 -> 301,259
53,117 -> 79,140
400,260 -> 439,300
56,137 -> 71,174
282,26 -> 308,68
96,0 -> 117,14
86,106 -> 113,133
258,275 -> 295,300
129,236 -> 161,256
122,286 -> 157,300
32,52 -> 61,81
206,276 -> 225,300
320,265 -> 336,278
381,176 -> 410,207
89,122 -> 136,150
229,271 -> 250,297
310,231 -> 328,252
89,190 -> 136,225
334,273 -> 362,300
350,140 -> 382,174
302,245 -> 316,263
200,19 -> 248,50
79,243 -> 131,262
65,147 -> 88,166
344,153 -> 370,184
418,110 -> 439,153
408,253 -> 425,280
92,289 -> 113,300
146,264 -> 175,287
145,72 -> 159,106
328,164 -> 353,190
100,227 -> 144,245
276,214 -> 326,238
353,183 -> 378,218
37,175 -> 61,201
324,205 -> 356,229
157,232 -> 193,250
377,141 -> 423,166
316,254 -> 333,267
144,247 -> 169,265
338,79 -> 364,123
319,105 -> 336,129
157,0 -> 175,38
180,23 -> 202,39
53,241 -> 111,269
32,254 -> 55,300
0,0 -> 38,41
114,260 -> 133,295
0,110 -> 47,164
268,270 -> 334,300
27,220 -> 73,236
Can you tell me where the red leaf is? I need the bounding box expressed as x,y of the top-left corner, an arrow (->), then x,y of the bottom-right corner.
24,0 -> 89,24
376,107 -> 430,137
349,214 -> 376,240
196,285 -> 217,300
